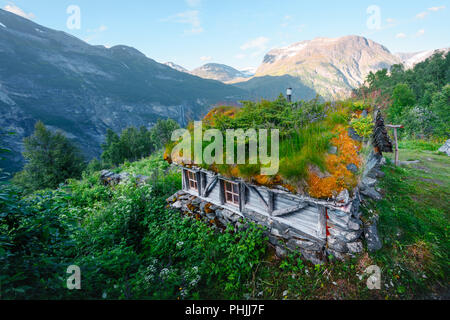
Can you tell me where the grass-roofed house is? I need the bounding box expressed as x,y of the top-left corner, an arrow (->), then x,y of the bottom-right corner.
165,96 -> 392,264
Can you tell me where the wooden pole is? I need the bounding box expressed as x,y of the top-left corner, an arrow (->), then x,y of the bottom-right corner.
393,128 -> 398,166
386,125 -> 403,166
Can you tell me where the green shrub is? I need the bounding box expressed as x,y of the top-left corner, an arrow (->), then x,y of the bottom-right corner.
350,115 -> 374,139
2,154 -> 267,300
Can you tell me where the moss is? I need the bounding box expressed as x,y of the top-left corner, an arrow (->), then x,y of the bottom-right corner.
307,127 -> 360,198
166,97 -> 368,198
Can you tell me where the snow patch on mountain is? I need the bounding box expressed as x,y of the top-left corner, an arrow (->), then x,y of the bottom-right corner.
164,62 -> 189,73
396,48 -> 450,69
239,66 -> 257,77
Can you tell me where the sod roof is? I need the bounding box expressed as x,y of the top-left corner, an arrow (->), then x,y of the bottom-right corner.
165,96 -> 375,199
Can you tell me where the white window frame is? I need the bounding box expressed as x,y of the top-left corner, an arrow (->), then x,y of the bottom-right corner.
186,170 -> 198,191
223,180 -> 240,207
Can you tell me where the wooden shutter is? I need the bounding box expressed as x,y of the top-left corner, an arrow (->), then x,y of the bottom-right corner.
182,169 -> 189,191
195,171 -> 202,196
219,179 -> 225,205
317,205 -> 327,239
239,182 -> 246,212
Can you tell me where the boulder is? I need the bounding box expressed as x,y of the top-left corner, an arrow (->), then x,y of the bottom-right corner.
347,219 -> 361,231
308,164 -> 331,178
346,241 -> 363,254
301,250 -> 325,265
328,146 -> 338,155
100,170 -> 150,186
361,187 -> 382,201
346,163 -> 358,173
327,236 -> 348,253
326,248 -> 347,261
275,246 -> 287,258
348,127 -> 363,142
359,176 -> 377,191
172,201 -> 182,209
363,151 -> 382,178
438,139 -> 450,156
328,225 -> 361,242
364,216 -> 382,252
287,238 -> 322,251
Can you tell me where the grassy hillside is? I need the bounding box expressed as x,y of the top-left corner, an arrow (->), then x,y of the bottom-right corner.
1,143 -> 448,299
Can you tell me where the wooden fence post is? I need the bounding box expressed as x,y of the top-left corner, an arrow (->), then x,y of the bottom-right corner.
386,125 -> 403,166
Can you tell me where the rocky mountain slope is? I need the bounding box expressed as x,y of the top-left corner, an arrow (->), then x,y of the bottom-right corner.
251,35 -> 402,99
395,48 -> 450,69
0,9 -> 248,172
190,63 -> 252,82
164,62 -> 189,73
232,75 -> 318,102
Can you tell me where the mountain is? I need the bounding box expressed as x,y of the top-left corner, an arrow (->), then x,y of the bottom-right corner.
191,63 -> 252,82
395,48 -> 450,69
0,9 -> 248,173
232,75 -> 318,101
164,61 -> 189,73
239,67 -> 257,78
252,35 -> 401,99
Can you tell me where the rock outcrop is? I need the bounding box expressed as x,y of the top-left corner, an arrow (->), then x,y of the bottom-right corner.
100,170 -> 150,186
438,139 -> 450,156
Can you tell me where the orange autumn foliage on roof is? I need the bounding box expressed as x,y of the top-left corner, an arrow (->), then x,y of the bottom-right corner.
203,106 -> 239,126
307,126 -> 361,198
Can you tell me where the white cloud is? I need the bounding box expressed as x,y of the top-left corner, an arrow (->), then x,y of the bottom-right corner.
88,25 -> 108,33
240,36 -> 269,51
234,53 -> 246,60
200,56 -> 211,62
416,29 -> 425,37
386,18 -> 396,24
240,37 -> 270,58
428,5 -> 445,12
416,11 -> 429,19
164,10 -> 203,34
395,33 -> 406,39
281,15 -> 292,27
3,3 -> 35,19
186,0 -> 201,7
416,6 -> 446,19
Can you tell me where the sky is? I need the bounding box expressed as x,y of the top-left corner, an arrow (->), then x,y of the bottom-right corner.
1,0 -> 449,71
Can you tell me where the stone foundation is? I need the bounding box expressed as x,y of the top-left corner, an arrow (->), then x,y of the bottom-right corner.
167,190 -> 365,265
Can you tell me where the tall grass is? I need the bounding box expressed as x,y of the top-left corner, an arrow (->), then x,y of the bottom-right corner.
278,122 -> 334,182
166,97 -> 358,188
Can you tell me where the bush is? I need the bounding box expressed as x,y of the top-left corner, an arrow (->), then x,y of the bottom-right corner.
12,121 -> 85,192
2,155 -> 267,299
350,115 -> 374,139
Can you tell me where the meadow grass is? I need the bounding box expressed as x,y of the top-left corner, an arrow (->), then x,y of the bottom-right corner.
247,145 -> 449,299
